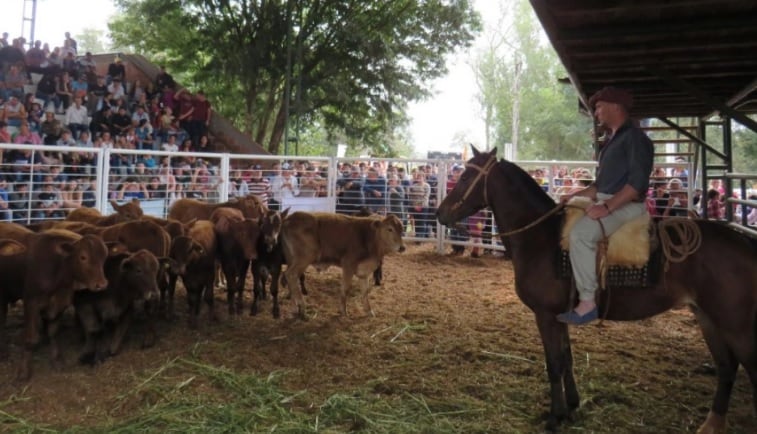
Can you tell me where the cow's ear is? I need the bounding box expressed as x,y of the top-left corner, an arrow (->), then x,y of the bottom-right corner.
184,218 -> 198,229
371,220 -> 381,230
131,198 -> 140,205
120,258 -> 134,272
280,207 -> 291,219
109,199 -> 121,210
0,239 -> 26,256
105,241 -> 130,256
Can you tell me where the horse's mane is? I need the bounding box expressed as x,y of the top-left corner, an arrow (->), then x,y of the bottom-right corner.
497,159 -> 556,212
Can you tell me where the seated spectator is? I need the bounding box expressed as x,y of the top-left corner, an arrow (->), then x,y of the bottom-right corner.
0,176 -> 11,222
118,178 -> 149,200
65,96 -> 89,138
59,179 -> 83,212
35,182 -> 65,220
137,154 -> 157,171
81,177 -> 97,208
129,79 -> 147,103
71,73 -> 89,102
664,178 -> 688,218
13,122 -> 43,145
3,95 -> 27,127
56,129 -> 76,147
131,104 -> 150,125
4,65 -> 27,99
194,134 -> 214,153
9,181 -> 32,222
90,106 -> 113,137
62,52 -> 78,74
88,75 -> 108,114
107,57 -> 126,84
27,101 -> 43,133
35,72 -> 57,108
162,134 -> 179,152
111,105 -> 132,136
107,79 -> 126,101
135,119 -> 155,150
40,109 -> 63,144
77,52 -> 97,77
146,176 -> 169,199
25,40 -> 47,70
0,121 -> 11,144
228,170 -> 250,198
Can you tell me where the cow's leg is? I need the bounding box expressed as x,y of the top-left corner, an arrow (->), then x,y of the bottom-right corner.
299,273 -> 307,295
165,272 -> 179,320
358,276 -> 374,316
338,268 -> 356,316
109,310 -> 133,357
222,263 -> 236,315
0,300 -> 8,360
76,305 -> 100,365
284,265 -> 307,319
142,301 -> 157,348
203,277 -> 217,323
186,287 -> 201,330
235,260 -> 249,315
18,303 -> 43,381
270,263 -> 282,319
250,261 -> 262,316
46,315 -> 65,369
373,261 -> 383,286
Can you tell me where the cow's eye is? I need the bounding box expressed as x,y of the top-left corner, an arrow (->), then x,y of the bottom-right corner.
80,255 -> 87,261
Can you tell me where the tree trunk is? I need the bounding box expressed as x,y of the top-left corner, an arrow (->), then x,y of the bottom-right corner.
510,57 -> 522,160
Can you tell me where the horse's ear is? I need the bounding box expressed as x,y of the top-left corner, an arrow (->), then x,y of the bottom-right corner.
488,147 -> 498,159
471,144 -> 481,157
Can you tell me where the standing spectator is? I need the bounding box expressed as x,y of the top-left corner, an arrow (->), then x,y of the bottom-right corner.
270,165 -> 299,210
191,90 -> 212,145
386,173 -> 406,225
228,170 -> 250,198
247,165 -> 271,206
25,40 -> 46,70
64,32 -> 78,54
78,52 -> 97,77
55,72 -> 74,113
706,189 -> 724,220
336,166 -> 364,215
298,166 -> 324,198
65,96 -> 89,138
155,65 -> 175,91
0,33 -> 9,48
362,167 -> 387,213
129,79 -> 147,104
175,88 -> 194,139
446,165 -> 467,255
407,171 -> 431,238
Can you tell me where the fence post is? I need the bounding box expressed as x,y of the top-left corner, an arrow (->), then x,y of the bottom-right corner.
97,148 -> 111,213
436,161 -> 448,254
328,157 -> 339,213
219,153 -> 230,202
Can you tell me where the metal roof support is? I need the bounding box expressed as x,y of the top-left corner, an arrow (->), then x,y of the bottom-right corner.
657,117 -> 727,161
648,66 -> 757,134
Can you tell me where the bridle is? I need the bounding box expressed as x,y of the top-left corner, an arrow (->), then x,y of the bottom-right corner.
452,153 -> 498,210
451,154 -> 565,237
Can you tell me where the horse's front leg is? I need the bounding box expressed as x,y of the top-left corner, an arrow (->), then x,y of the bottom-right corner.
535,311 -> 578,432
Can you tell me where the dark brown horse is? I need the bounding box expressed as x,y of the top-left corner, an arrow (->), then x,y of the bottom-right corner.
436,146 -> 757,434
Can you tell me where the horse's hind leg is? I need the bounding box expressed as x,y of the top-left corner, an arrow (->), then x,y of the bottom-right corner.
694,310 -> 737,434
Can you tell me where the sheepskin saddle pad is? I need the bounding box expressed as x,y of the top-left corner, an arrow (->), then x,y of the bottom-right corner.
560,196 -> 651,267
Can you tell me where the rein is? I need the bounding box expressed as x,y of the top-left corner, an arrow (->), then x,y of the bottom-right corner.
452,154 -> 566,237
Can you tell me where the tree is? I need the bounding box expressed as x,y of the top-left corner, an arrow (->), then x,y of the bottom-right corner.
471,0 -> 592,161
109,0 -> 481,156
75,28 -> 109,54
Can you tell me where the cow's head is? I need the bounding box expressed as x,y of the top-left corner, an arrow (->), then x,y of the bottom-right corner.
259,208 -> 289,252
168,235 -> 204,275
60,234 -> 111,291
236,195 -> 266,219
110,198 -> 144,221
119,250 -> 161,302
375,214 -> 406,254
231,219 -> 260,260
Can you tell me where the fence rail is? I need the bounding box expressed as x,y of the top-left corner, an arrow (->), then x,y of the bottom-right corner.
2,143 -> 755,252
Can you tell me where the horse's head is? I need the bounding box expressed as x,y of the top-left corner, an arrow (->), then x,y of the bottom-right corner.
437,145 -> 497,226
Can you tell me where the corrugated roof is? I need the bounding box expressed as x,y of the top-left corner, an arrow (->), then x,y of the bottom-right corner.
530,0 -> 757,119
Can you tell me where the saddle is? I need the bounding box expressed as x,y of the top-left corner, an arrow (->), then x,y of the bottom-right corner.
559,197 -> 659,288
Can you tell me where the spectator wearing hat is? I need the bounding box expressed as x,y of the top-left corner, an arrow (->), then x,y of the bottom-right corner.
107,56 -> 126,85
557,86 -> 654,326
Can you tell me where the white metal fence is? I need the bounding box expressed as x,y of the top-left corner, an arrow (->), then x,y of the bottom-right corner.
1,143 -> 715,254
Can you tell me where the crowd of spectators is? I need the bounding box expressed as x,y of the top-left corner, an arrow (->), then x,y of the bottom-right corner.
0,32 -> 218,221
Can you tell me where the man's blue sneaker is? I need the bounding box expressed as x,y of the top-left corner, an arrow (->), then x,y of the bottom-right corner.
556,307 -> 598,325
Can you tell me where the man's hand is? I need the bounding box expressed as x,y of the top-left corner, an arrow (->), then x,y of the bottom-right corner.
586,203 -> 610,220
559,193 -> 574,204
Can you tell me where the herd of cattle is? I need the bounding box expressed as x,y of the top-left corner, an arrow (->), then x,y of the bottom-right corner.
0,196 -> 406,380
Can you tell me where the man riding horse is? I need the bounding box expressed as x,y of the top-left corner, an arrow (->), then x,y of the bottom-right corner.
557,87 -> 654,325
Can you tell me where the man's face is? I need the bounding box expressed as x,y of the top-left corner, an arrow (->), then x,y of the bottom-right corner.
593,101 -> 622,127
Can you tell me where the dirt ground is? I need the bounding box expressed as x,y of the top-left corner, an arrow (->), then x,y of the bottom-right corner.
0,244 -> 754,433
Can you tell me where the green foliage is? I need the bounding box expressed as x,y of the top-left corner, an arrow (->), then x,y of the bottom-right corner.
75,28 -> 110,54
109,0 -> 481,156
472,0 -> 592,161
